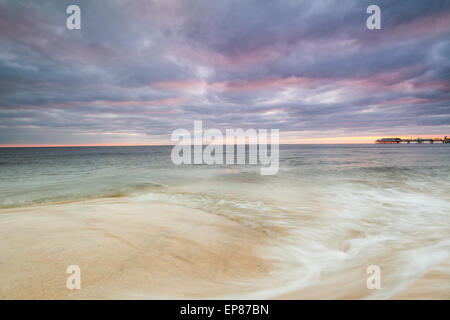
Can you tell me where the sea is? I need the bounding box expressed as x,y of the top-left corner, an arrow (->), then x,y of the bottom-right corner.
1,144 -> 449,298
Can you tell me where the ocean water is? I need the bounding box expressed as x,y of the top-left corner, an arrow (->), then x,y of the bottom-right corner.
1,144 -> 449,298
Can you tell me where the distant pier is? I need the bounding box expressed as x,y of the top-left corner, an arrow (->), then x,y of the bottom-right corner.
375,136 -> 450,144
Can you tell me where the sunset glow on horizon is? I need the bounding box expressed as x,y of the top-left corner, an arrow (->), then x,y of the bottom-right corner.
2,134 -> 449,148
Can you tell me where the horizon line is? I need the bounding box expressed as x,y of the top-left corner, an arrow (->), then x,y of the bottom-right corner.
1,135 -> 449,148
1,142 -> 449,148
1,143 -> 373,148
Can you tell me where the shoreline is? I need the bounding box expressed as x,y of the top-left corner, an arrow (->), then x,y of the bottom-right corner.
392,257 -> 450,300
0,197 -> 448,299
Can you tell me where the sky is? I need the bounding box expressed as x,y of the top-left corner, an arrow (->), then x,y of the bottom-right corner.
0,0 -> 449,146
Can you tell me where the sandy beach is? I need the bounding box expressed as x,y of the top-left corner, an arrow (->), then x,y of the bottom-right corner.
392,258 -> 450,300
275,257 -> 450,300
0,198 -> 271,299
1,196 -> 448,299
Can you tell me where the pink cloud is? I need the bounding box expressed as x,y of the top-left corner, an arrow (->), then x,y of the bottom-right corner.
93,97 -> 190,107
379,97 -> 430,105
156,80 -> 226,91
388,12 -> 450,40
168,42 -> 286,70
226,76 -> 323,92
4,97 -> 190,111
155,76 -> 324,94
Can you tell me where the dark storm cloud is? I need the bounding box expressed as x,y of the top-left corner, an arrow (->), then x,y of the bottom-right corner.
0,0 -> 449,145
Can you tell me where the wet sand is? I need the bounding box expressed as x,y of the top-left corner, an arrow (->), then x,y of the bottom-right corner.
0,198 -> 270,299
392,257 -> 450,300
274,258 -> 450,300
0,197 -> 448,299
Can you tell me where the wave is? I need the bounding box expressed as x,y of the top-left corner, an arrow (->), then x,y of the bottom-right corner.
0,182 -> 164,209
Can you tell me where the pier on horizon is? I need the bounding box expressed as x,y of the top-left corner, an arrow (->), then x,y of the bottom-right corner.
375,136 -> 450,144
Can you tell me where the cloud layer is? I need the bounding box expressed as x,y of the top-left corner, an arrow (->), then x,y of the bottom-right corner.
1,0 -> 449,145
